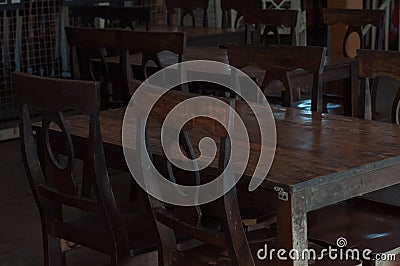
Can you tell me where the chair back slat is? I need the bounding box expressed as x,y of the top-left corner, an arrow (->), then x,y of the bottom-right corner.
41,112 -> 76,195
243,9 -> 298,45
322,8 -> 385,57
166,0 -> 209,27
65,26 -> 119,85
119,30 -> 186,55
15,72 -> 100,115
70,5 -> 151,30
228,44 -> 325,74
228,44 -> 327,111
65,27 -> 186,106
220,0 -> 260,28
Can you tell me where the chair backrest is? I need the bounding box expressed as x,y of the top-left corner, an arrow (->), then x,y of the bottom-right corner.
358,49 -> 400,123
228,44 -> 327,111
166,0 -> 209,27
135,88 -> 255,266
69,5 -> 151,30
322,8 -> 385,57
220,0 -> 260,28
65,26 -> 186,106
14,72 -> 130,255
65,26 -> 120,108
243,8 -> 298,45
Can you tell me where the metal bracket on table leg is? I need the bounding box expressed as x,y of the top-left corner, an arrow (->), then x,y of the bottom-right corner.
274,186 -> 289,201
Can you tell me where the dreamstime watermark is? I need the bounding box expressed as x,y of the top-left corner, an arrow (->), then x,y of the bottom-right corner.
257,237 -> 397,262
122,60 -> 277,206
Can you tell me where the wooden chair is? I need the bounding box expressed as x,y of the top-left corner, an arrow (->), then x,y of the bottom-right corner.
243,9 -> 298,45
220,0 -> 260,28
228,44 -> 327,112
306,51 -> 400,262
69,5 -> 151,30
65,27 -> 186,107
65,26 -> 120,109
166,0 -> 209,27
358,49 -> 400,123
135,88 -> 276,265
321,8 -> 385,115
322,8 -> 385,58
14,72 -> 159,265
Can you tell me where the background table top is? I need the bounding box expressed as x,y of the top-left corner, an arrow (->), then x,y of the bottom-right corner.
105,46 -> 356,69
135,25 -> 243,38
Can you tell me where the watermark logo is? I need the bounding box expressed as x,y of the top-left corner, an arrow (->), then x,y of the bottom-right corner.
257,237 -> 396,262
336,237 -> 348,248
122,60 -> 277,206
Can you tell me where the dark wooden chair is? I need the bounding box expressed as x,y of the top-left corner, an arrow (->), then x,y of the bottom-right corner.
65,26 -> 186,107
136,89 -> 361,265
14,72 -> 159,265
65,26 -> 121,109
243,9 -> 298,45
220,0 -> 260,28
322,8 -> 385,114
307,51 -> 400,262
228,44 -> 327,112
358,49 -> 400,123
166,0 -> 209,27
135,89 -> 276,265
69,5 -> 151,30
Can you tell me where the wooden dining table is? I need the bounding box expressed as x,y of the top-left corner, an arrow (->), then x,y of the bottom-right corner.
34,101 -> 400,265
105,46 -> 359,117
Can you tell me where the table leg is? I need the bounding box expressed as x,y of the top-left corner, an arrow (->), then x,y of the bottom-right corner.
277,192 -> 308,266
350,61 -> 360,117
343,62 -> 360,117
344,76 -> 352,116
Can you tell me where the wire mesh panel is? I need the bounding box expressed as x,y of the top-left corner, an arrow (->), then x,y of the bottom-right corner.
0,0 -> 24,11
0,1 -> 63,135
0,2 -> 24,137
147,0 -> 165,25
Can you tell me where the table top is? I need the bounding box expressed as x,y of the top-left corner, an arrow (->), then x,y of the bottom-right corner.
135,25 -> 243,39
55,104 -> 400,191
105,46 -> 356,71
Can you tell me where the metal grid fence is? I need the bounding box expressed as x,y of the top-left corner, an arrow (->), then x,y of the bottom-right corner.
0,1 -> 63,137
0,0 -> 163,140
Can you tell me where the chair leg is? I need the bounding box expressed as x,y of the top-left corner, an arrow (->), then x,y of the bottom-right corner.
82,159 -> 93,198
43,233 -> 66,266
111,255 -> 137,266
322,96 -> 328,113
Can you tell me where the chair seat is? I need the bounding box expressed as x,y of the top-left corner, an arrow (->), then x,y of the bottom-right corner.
240,207 -> 276,227
53,211 -> 159,256
308,202 -> 400,256
171,229 -> 361,265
